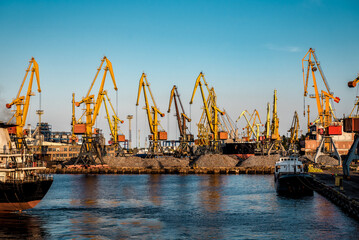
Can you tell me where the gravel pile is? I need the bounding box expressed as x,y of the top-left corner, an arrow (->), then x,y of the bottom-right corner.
104,156 -> 190,168
192,154 -> 239,168
317,155 -> 340,166
239,154 -> 280,168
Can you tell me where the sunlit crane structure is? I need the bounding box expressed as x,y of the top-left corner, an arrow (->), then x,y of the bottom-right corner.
190,72 -> 225,153
219,111 -> 238,141
103,92 -> 125,156
236,110 -> 261,142
136,73 -> 166,155
342,74 -> 359,177
302,48 -> 341,163
72,56 -> 118,166
260,90 -> 285,155
6,57 -> 41,150
287,111 -> 300,155
168,85 -> 193,156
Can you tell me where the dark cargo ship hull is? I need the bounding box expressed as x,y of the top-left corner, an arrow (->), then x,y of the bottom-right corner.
0,179 -> 53,211
222,142 -> 256,154
275,174 -> 313,196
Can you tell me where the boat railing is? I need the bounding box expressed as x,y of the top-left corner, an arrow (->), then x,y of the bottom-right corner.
4,174 -> 53,183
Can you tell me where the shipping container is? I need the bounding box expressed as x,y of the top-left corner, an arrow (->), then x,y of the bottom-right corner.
327,125 -> 342,135
74,124 -> 86,134
158,131 -> 167,140
117,134 -> 126,142
7,127 -> 16,134
343,117 -> 359,133
218,131 -> 228,140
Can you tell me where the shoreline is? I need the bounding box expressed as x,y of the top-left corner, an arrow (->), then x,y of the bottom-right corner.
40,166 -> 275,175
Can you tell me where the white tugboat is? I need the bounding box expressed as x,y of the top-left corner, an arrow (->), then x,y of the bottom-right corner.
274,156 -> 313,196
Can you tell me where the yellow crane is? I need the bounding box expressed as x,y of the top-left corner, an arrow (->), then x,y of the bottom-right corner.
168,85 -> 193,156
302,48 -> 340,128
236,110 -> 261,141
302,48 -> 341,163
264,102 -> 270,139
348,74 -> 359,117
190,72 -> 225,153
343,74 -> 359,177
260,90 -> 285,155
71,93 -> 79,144
136,73 -> 166,155
103,92 -> 125,156
287,111 -> 300,154
73,56 -> 118,166
240,110 -> 261,141
219,111 -> 238,141
6,57 -> 40,149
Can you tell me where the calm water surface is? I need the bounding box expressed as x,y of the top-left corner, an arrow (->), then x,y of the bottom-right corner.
1,174 -> 358,239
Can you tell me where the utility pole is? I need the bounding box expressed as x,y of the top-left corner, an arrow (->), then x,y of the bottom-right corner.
127,115 -> 133,149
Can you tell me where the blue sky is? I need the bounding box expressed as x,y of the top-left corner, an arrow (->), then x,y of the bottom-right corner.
0,0 -> 358,146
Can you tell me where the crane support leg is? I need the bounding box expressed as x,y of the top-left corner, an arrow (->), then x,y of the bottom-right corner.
73,136 -> 105,166
314,136 -> 341,165
343,134 -> 359,177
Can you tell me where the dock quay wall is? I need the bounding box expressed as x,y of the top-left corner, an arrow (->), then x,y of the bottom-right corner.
39,166 -> 275,175
310,177 -> 359,221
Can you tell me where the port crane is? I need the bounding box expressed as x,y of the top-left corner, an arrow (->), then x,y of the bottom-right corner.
302,48 -> 341,163
347,74 -> 359,118
287,111 -> 300,155
264,102 -> 270,139
219,111 -> 238,141
168,85 -> 193,157
190,72 -> 225,153
103,92 -> 125,156
261,90 -> 285,155
342,74 -> 359,177
236,110 -> 262,142
136,73 -> 166,155
73,56 -> 118,166
236,110 -> 262,141
6,57 -> 40,149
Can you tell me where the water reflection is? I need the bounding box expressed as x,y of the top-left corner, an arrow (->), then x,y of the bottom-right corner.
198,175 -> 225,239
199,175 -> 224,212
70,175 -> 100,238
23,174 -> 359,239
148,174 -> 162,206
0,212 -> 48,239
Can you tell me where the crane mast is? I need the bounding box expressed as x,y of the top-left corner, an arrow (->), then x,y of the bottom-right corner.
288,111 -> 300,154
73,56 -> 118,166
136,73 -> 166,155
75,56 -> 117,137
6,57 -> 41,149
168,85 -> 193,156
302,48 -> 340,128
102,92 -> 125,156
302,48 -> 341,164
190,72 -> 225,152
342,74 -> 359,177
264,102 -> 270,139
236,110 -> 261,141
271,89 -> 280,140
260,90 -> 285,155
